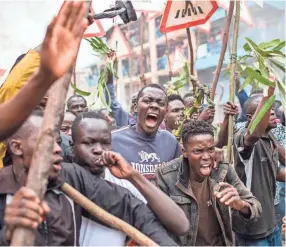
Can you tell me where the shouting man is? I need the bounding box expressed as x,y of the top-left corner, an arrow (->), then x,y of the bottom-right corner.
112,84 -> 182,182
155,120 -> 262,246
0,111 -> 178,246
71,111 -> 189,245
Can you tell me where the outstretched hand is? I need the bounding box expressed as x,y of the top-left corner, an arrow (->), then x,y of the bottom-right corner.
40,1 -> 88,81
102,151 -> 136,180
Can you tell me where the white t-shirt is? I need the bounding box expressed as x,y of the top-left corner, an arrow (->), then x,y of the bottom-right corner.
79,169 -> 146,246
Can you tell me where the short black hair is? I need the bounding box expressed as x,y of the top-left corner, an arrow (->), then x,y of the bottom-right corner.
249,89 -> 263,97
136,84 -> 167,103
244,94 -> 263,115
67,94 -> 87,110
182,120 -> 214,145
167,94 -> 184,105
71,111 -> 108,142
7,110 -> 44,141
183,92 -> 194,98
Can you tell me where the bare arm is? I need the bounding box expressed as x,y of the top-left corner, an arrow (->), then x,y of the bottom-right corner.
216,101 -> 238,148
129,171 -> 189,236
103,151 -> 190,236
244,85 -> 275,148
0,69 -> 55,140
277,167 -> 286,182
0,1 -> 88,141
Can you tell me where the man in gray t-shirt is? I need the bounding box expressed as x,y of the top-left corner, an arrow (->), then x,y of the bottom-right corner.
112,84 -> 182,181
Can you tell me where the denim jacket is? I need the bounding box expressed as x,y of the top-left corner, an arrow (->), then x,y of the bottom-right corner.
155,156 -> 262,246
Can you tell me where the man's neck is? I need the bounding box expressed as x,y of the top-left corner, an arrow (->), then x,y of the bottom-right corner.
189,165 -> 206,183
135,123 -> 157,138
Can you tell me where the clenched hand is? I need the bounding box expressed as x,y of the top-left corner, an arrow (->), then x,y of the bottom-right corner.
4,187 -> 50,242
102,151 -> 137,180
40,1 -> 88,81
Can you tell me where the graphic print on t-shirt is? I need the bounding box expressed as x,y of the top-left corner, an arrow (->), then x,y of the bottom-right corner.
131,151 -> 165,180
112,126 -> 182,181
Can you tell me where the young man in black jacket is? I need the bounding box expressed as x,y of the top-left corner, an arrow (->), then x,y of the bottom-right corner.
0,111 -> 177,246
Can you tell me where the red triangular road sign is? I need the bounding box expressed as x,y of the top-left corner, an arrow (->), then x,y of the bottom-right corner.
84,7 -> 105,38
160,0 -> 218,33
108,26 -> 132,59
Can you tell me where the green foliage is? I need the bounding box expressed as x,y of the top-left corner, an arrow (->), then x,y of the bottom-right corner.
249,95 -> 276,134
224,37 -> 285,132
71,37 -> 118,112
70,83 -> 91,96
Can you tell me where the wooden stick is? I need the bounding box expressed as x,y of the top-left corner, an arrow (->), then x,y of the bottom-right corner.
164,33 -> 172,80
210,1 -> 235,101
186,27 -> 194,76
226,0 -> 240,162
10,1 -> 92,245
61,183 -> 158,247
11,71 -> 73,246
140,13 -> 145,82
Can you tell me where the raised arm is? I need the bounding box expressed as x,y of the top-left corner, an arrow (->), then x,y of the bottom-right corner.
244,74 -> 276,147
102,151 -> 189,236
105,72 -> 130,127
216,101 -> 238,148
0,1 -> 88,141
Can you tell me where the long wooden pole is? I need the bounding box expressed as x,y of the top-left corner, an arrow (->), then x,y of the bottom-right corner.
140,12 -> 145,84
61,183 -> 158,246
227,0 -> 240,162
10,71 -> 73,246
164,33 -> 172,80
210,1 -> 235,100
10,1 -> 92,245
186,27 -> 194,75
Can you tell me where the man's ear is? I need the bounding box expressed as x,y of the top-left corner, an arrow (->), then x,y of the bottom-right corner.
246,114 -> 252,122
9,139 -> 24,156
133,103 -> 138,113
182,144 -> 188,158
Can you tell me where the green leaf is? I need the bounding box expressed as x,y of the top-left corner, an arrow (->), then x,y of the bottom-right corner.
267,50 -> 286,57
239,75 -> 254,92
245,38 -> 268,57
272,57 -> 286,64
270,58 -> 285,73
244,67 -> 274,87
106,61 -> 119,79
258,56 -> 268,78
238,54 -> 252,61
243,43 -> 252,52
259,39 -> 281,50
174,80 -> 188,90
70,83 -> 91,96
249,95 -> 276,134
273,41 -> 286,51
98,83 -> 111,112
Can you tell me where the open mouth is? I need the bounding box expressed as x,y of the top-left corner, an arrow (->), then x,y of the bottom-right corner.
145,113 -> 158,128
200,164 -> 211,176
53,158 -> 63,172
